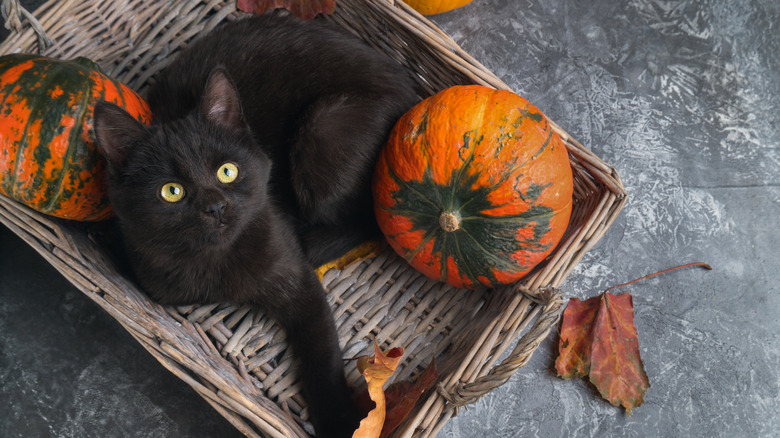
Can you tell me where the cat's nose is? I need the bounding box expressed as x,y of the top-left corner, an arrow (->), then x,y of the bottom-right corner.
205,201 -> 227,220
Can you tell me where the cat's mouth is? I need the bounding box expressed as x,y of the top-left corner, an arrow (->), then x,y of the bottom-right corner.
203,219 -> 235,245
214,221 -> 230,234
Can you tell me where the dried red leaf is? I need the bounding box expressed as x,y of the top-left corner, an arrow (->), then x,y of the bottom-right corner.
556,263 -> 711,414
380,359 -> 438,438
555,296 -> 600,379
237,0 -> 336,20
556,293 -> 649,414
588,293 -> 649,415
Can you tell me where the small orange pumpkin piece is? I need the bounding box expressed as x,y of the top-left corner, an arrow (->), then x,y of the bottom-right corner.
372,85 -> 574,289
403,0 -> 473,15
0,54 -> 151,221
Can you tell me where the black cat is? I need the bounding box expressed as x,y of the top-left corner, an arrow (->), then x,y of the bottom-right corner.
93,13 -> 417,437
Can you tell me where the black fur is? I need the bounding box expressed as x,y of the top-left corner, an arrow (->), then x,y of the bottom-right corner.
93,13 -> 417,437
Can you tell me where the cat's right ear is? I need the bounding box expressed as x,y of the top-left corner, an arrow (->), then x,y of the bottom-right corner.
201,67 -> 243,130
93,101 -> 147,167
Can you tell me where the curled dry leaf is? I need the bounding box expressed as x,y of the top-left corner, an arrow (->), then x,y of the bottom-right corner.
353,354 -> 439,438
353,343 -> 404,438
315,240 -> 382,281
237,0 -> 336,20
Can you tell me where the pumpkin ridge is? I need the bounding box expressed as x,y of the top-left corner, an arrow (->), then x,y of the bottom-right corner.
10,59 -> 79,208
480,118 -> 553,200
437,90 -> 486,188
408,109 -> 428,145
451,231 -> 481,287
6,115 -> 24,197
448,165 -> 498,215
446,158 -> 484,214
454,195 -> 476,215
469,204 -> 556,252
2,89 -> 22,196
440,229 -> 449,281
112,75 -> 129,109
402,224 -> 440,263
449,129 -> 481,210
515,108 -> 545,125
27,63 -> 64,206
431,214 -> 481,287
429,170 -> 450,210
451,122 -> 550,211
461,208 -> 557,224
5,57 -> 45,198
497,121 -> 555,189
0,55 -> 37,92
457,226 -> 531,273
517,182 -> 553,204
458,174 -> 556,259
42,67 -> 94,214
0,62 -> 27,110
10,87 -> 43,199
387,165 -> 441,213
460,205 -> 556,266
554,199 -> 574,216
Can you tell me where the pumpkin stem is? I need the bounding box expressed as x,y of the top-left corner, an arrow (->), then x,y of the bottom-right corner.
439,212 -> 460,232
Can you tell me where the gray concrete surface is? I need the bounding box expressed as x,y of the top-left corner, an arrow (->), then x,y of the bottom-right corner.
2,0 -> 778,437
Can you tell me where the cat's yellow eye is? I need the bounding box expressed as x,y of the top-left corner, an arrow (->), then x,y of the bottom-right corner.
160,182 -> 185,202
217,162 -> 239,183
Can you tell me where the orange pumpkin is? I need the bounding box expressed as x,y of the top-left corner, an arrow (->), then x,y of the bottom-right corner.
403,0 -> 473,15
372,85 -> 574,289
0,54 -> 151,221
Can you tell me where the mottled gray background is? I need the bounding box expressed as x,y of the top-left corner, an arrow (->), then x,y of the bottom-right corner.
1,0 -> 778,437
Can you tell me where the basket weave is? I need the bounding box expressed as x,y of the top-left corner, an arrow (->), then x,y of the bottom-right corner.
0,1 -> 626,437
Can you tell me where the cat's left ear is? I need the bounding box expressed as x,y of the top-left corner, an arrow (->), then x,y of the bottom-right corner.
93,101 -> 148,168
201,67 -> 244,129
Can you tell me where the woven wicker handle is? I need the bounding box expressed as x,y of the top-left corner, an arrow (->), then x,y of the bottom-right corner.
1,0 -> 51,49
437,288 -> 564,409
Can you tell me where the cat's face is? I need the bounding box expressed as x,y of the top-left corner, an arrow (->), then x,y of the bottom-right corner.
94,69 -> 271,254
116,119 -> 270,252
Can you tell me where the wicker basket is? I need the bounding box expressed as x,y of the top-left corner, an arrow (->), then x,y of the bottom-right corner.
0,1 -> 626,437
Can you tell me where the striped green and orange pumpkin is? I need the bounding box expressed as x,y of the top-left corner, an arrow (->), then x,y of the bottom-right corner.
0,54 -> 151,221
372,85 -> 574,289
